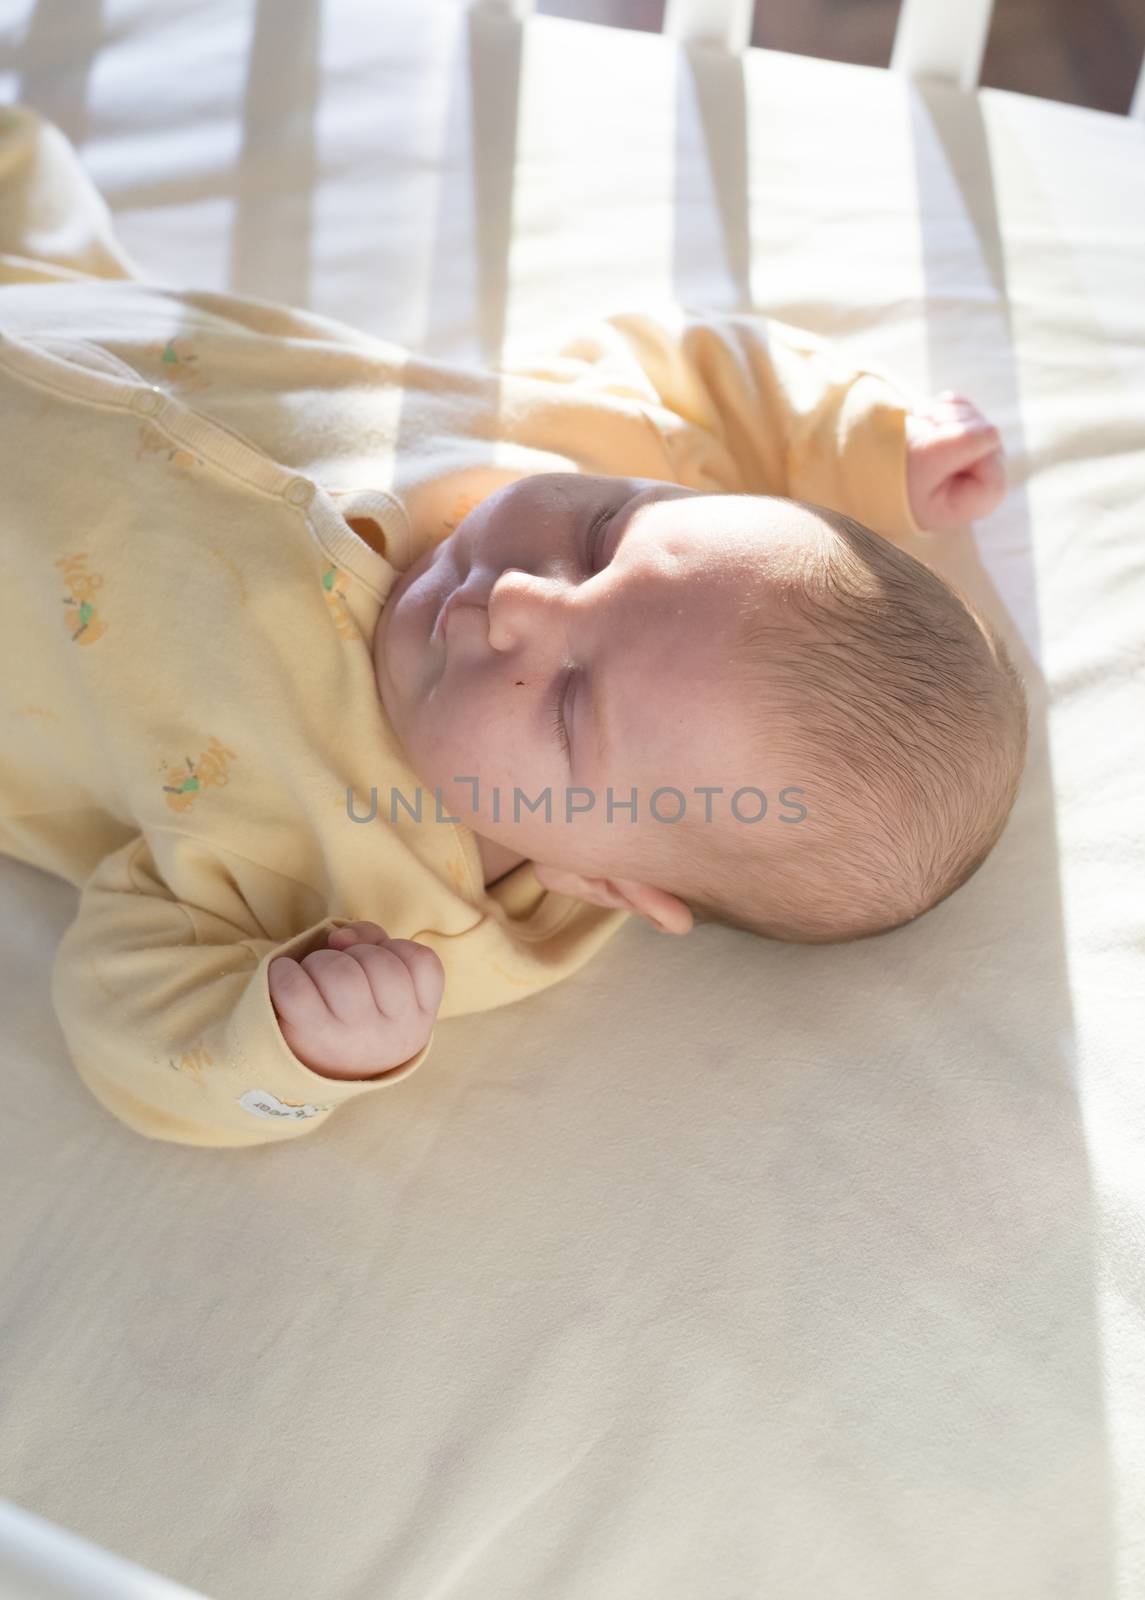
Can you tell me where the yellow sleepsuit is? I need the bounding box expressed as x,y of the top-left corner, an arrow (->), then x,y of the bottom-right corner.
0,105 -> 926,1148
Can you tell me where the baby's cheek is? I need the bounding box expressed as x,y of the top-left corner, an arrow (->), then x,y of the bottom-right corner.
428,705 -> 492,789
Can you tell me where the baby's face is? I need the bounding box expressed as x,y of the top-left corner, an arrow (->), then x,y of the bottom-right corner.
374,473 -> 813,878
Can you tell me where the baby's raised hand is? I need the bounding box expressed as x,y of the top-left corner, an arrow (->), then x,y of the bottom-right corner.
905,392 -> 1007,532
268,921 -> 445,1080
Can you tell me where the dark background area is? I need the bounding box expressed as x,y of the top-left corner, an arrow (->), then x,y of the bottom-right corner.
536,0 -> 1144,117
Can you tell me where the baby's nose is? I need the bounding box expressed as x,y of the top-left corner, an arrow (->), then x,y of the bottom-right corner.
486,567 -> 571,653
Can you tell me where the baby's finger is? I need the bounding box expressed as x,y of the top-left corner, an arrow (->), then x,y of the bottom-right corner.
917,391 -> 995,429
336,942 -> 422,1019
268,956 -> 332,1027
951,431 -> 1004,473
929,391 -> 992,421
973,447 -> 1008,496
379,939 -> 446,1015
920,416 -> 1000,451
328,920 -> 390,947
299,946 -> 381,1024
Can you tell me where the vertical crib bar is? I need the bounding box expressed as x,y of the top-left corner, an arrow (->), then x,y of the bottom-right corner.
661,0 -> 756,55
1130,50 -> 1145,123
889,0 -> 996,92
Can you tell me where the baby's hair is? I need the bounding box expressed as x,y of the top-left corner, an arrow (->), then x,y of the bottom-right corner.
653,503 -> 1029,943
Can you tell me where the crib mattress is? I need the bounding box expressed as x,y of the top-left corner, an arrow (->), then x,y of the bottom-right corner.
1,3 -> 1143,1597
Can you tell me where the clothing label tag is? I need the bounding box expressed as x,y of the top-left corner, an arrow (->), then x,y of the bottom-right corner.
238,1087 -> 331,1120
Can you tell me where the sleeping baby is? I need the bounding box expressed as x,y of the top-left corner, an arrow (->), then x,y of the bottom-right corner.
0,105 -> 1027,1146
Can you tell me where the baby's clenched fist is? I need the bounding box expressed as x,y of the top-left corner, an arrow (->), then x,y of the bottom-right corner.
905,391 -> 1007,532
268,921 -> 444,1080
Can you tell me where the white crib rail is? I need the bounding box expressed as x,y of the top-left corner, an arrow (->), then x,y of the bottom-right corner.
662,0 -> 754,54
887,0 -> 995,93
485,0 -> 1145,123
0,1499 -> 214,1600
662,0 -> 997,84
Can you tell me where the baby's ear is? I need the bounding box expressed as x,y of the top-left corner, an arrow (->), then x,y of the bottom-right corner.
532,863 -> 693,935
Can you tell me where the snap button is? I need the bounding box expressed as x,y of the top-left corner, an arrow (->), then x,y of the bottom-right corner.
131,387 -> 163,416
285,477 -> 316,509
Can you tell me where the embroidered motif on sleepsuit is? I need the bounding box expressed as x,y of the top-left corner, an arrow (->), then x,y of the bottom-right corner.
322,566 -> 358,641
145,336 -> 211,395
167,1045 -> 214,1085
55,553 -> 107,645
161,735 -> 238,814
13,704 -> 61,722
135,419 -> 204,476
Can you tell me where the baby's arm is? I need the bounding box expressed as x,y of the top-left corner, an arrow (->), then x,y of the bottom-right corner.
50,837 -> 439,1148
502,306 -> 924,538
502,306 -> 1004,541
